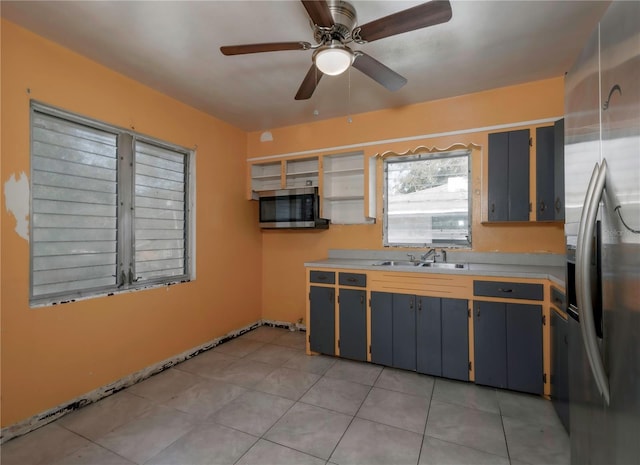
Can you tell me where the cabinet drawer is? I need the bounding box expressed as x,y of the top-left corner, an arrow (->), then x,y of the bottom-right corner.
551,287 -> 566,311
473,280 -> 543,301
339,272 -> 367,287
310,270 -> 335,284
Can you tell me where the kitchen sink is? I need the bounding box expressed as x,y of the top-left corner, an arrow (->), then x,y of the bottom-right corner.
373,260 -> 468,270
419,262 -> 468,270
373,260 -> 421,267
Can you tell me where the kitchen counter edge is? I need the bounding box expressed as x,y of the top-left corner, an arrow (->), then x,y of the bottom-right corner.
304,259 -> 566,288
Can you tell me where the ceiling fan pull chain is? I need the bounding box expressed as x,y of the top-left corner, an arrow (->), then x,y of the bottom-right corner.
347,66 -> 353,123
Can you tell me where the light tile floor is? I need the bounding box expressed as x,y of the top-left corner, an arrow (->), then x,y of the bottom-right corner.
1,326 -> 569,465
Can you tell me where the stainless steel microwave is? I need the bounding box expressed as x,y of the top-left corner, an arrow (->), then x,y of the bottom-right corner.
258,187 -> 329,229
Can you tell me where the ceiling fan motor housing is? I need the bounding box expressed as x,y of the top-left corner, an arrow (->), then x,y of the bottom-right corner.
314,0 -> 357,43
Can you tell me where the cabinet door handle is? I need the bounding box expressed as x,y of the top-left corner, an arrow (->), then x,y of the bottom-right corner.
539,200 -> 546,212
417,300 -> 422,311
360,295 -> 364,305
476,306 -> 480,317
491,203 -> 495,213
555,197 -> 562,212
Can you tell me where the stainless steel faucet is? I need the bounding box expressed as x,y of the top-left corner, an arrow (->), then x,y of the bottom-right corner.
420,248 -> 438,262
419,248 -> 447,263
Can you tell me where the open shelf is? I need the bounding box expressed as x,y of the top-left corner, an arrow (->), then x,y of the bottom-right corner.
286,157 -> 319,188
322,152 -> 368,224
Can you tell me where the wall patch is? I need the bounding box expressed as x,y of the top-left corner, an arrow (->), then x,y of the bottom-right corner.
4,172 -> 30,241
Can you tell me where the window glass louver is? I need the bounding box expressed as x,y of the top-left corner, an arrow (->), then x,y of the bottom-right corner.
30,104 -> 192,305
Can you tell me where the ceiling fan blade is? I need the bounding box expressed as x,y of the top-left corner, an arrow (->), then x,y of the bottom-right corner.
301,0 -> 334,28
295,64 -> 324,100
356,0 -> 452,43
352,52 -> 407,92
220,42 -> 311,56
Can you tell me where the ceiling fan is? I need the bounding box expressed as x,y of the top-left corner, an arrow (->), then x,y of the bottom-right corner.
220,0 -> 452,100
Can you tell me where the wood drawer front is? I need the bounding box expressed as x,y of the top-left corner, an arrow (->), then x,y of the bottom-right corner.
473,280 -> 543,301
339,272 -> 366,287
310,271 -> 335,284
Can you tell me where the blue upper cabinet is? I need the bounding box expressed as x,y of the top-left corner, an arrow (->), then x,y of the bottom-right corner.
488,129 -> 531,222
536,120 -> 565,222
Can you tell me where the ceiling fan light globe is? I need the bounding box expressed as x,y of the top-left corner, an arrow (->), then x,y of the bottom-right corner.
314,47 -> 353,76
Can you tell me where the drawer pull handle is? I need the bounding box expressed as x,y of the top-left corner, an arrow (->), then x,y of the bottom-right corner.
318,276 -> 327,281
498,288 -> 513,293
347,277 -> 357,283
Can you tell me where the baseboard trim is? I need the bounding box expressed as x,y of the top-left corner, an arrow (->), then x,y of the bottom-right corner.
0,319 -> 305,444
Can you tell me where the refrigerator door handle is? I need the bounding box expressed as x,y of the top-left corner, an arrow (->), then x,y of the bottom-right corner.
576,160 -> 611,405
576,162 -> 600,319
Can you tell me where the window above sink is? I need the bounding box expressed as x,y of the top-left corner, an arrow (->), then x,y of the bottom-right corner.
383,148 -> 471,248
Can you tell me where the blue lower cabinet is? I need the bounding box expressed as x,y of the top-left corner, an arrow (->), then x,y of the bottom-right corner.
370,291 -> 393,366
417,297 -> 469,381
507,303 -> 543,395
474,301 -> 508,388
417,296 -> 442,376
338,288 -> 367,361
371,291 -> 469,379
309,286 -> 335,355
392,294 -> 417,370
474,300 -> 543,394
441,298 -> 470,381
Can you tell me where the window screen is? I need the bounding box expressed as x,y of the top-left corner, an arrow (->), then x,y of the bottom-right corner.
31,112 -> 118,298
30,103 -> 192,305
134,141 -> 187,281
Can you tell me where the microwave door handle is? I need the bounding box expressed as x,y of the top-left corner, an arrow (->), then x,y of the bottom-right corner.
577,160 -> 611,405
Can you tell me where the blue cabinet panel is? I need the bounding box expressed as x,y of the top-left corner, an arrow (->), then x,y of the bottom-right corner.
309,286 -> 335,355
392,294 -> 416,371
339,288 -> 367,361
371,291 -> 393,366
442,298 -> 469,381
416,296 -> 441,376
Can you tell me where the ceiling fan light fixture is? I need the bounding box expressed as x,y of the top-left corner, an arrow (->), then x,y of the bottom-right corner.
313,43 -> 353,76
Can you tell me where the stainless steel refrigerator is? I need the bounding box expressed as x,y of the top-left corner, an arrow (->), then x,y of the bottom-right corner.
564,1 -> 640,464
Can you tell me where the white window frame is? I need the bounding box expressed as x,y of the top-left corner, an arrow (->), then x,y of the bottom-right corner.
383,150 -> 472,248
30,102 -> 195,306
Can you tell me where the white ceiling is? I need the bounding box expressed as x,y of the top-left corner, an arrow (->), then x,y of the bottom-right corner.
1,1 -> 610,132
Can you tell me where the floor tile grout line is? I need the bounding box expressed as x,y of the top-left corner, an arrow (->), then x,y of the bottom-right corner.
500,411 -> 513,464
44,423 -> 138,465
325,380 -> 376,464
415,374 -> 437,465
254,369 -> 350,463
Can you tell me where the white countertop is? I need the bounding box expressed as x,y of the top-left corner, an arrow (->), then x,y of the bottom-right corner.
304,258 -> 566,288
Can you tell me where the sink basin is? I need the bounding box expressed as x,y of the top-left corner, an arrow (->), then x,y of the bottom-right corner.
373,260 -> 421,267
373,260 -> 467,270
419,262 -> 468,270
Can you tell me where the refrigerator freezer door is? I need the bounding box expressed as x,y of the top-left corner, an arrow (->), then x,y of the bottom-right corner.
598,2 -> 640,464
564,22 -> 601,237
568,314 -> 606,465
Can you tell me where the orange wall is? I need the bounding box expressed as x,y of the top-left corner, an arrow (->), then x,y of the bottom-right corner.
248,78 -> 566,325
0,20 -> 262,427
